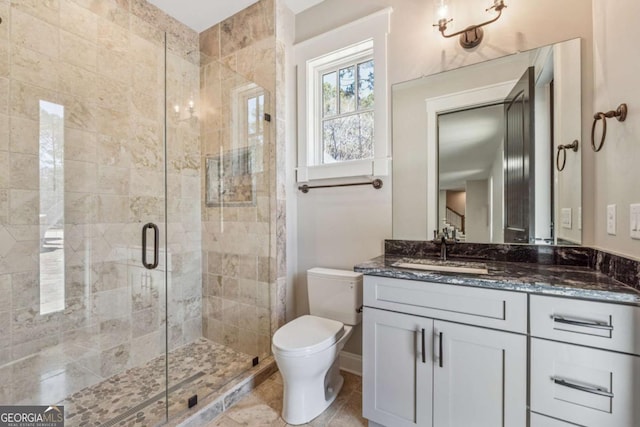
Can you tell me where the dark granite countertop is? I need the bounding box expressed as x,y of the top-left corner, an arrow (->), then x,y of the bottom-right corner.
354,255 -> 640,305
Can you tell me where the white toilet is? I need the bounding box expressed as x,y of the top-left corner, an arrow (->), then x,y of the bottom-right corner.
272,268 -> 363,425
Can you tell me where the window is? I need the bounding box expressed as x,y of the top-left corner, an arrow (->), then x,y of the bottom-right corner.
39,101 -> 65,315
234,83 -> 265,175
295,8 -> 392,182
320,57 -> 375,164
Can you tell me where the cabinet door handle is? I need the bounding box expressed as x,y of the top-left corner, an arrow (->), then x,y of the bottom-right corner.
551,377 -> 614,398
439,332 -> 443,368
421,328 -> 426,363
552,315 -> 613,331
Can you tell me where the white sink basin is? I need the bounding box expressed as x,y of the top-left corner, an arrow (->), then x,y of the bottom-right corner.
393,261 -> 489,275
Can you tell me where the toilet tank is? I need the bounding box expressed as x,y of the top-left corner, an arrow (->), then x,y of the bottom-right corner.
307,268 -> 363,326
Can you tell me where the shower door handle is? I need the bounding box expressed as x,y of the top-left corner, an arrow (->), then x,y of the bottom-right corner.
142,223 -> 159,269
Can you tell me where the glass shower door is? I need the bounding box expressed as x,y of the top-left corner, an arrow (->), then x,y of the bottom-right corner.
164,45 -> 273,420
0,3 -> 170,425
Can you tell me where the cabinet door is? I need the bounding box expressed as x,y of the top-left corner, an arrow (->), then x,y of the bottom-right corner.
433,321 -> 527,427
363,307 -> 433,427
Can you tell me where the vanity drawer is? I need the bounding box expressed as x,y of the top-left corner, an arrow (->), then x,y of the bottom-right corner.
530,295 -> 640,355
531,338 -> 640,427
363,275 -> 527,333
530,412 -> 582,426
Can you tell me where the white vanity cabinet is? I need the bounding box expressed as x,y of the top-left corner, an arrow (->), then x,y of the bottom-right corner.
363,276 -> 528,427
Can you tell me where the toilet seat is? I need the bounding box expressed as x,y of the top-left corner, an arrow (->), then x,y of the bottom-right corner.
272,315 -> 344,357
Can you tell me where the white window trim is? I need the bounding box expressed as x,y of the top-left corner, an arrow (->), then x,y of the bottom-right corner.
295,7 -> 392,182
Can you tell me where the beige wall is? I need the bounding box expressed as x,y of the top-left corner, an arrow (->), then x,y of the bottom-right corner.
465,180 -> 490,242
446,191 -> 466,216
592,0 -> 640,259
293,0 -> 594,356
296,0 -> 593,86
298,0 -> 640,260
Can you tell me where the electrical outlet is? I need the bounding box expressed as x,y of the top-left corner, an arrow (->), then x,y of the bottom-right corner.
561,208 -> 572,229
607,204 -> 617,235
631,204 -> 640,240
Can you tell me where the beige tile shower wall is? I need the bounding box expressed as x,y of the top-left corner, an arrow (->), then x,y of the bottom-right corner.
199,0 -> 285,361
0,0 -> 201,399
274,0 -> 292,332
166,42 -> 203,351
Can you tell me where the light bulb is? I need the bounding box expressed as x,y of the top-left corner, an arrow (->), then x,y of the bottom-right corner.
436,0 -> 450,20
174,104 -> 180,114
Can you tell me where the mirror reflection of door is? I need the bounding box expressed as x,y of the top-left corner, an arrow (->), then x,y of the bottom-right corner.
503,67 -> 535,244
437,66 -> 556,245
438,104 -> 505,243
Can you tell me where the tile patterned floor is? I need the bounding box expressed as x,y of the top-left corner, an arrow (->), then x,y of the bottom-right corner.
61,338 -> 252,426
204,371 -> 366,427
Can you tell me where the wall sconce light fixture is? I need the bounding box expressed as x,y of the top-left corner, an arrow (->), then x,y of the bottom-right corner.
174,96 -> 196,121
434,0 -> 507,49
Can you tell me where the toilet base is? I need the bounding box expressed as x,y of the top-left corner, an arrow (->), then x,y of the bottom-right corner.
281,358 -> 345,425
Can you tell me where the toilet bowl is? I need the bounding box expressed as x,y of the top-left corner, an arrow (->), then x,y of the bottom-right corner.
272,268 -> 363,425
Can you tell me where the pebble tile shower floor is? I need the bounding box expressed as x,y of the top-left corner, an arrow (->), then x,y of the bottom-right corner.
60,338 -> 252,426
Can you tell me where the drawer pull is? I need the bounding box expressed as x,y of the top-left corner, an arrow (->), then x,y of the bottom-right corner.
421,328 -> 426,364
552,315 -> 613,331
551,376 -> 614,398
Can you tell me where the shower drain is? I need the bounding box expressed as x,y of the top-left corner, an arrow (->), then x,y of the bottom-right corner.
100,371 -> 206,427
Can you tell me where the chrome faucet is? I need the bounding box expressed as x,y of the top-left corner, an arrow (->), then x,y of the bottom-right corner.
433,229 -> 457,261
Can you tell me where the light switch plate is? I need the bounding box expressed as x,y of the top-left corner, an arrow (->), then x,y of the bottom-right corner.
561,208 -> 572,229
607,204 -> 616,235
631,204 -> 640,240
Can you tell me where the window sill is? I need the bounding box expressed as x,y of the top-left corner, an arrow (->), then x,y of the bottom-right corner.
297,157 -> 390,182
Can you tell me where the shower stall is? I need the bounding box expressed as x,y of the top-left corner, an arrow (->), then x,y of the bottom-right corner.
0,0 -> 278,424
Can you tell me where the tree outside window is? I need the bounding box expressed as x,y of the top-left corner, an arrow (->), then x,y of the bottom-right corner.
321,59 -> 374,164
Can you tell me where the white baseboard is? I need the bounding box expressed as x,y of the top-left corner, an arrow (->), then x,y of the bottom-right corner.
339,351 -> 362,376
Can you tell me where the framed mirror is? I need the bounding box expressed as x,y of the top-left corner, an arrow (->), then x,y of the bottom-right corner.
392,38 -> 582,245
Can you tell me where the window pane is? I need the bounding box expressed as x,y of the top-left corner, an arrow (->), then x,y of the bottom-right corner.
247,96 -> 257,135
358,60 -> 375,109
39,101 -> 65,315
246,93 -> 264,140
258,94 -> 264,134
322,111 -> 374,163
322,72 -> 337,117
339,66 -> 356,113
